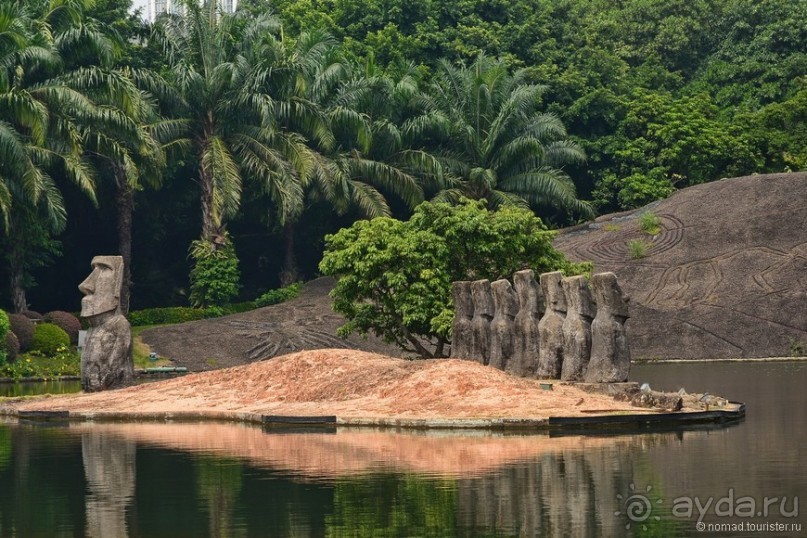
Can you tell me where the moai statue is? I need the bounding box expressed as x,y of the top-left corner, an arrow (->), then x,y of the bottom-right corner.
489,279 -> 519,371
79,256 -> 134,392
537,271 -> 567,378
561,275 -> 596,381
510,270 -> 544,377
470,279 -> 494,365
585,272 -> 631,383
450,281 -> 474,359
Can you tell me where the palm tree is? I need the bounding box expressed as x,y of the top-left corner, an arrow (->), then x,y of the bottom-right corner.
424,55 -> 593,218
0,0 -> 100,311
151,1 -> 311,246
267,42 -> 443,284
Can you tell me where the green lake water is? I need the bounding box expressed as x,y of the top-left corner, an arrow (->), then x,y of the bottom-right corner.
0,361 -> 804,537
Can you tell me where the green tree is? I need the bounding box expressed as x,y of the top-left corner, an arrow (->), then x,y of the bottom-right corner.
0,0 -> 118,310
320,197 -> 589,357
424,55 -> 592,219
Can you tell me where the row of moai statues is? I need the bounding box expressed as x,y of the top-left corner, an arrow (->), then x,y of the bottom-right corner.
451,270 -> 630,383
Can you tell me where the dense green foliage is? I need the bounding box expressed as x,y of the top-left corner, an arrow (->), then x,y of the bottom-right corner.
188,236 -> 242,308
0,349 -> 80,379
255,283 -> 303,307
320,198 -> 589,357
30,323 -> 71,356
0,0 -> 803,315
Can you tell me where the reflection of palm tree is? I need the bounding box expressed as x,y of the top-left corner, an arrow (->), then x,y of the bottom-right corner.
194,457 -> 243,537
424,55 -> 593,218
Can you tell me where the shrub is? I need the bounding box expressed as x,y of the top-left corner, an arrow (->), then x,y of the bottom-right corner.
31,323 -> 71,356
3,331 -> 20,363
129,306 -> 208,326
44,311 -> 81,344
638,212 -> 662,235
320,198 -> 590,357
189,234 -> 241,308
0,309 -> 8,340
8,314 -> 35,352
255,283 -> 302,308
21,310 -> 43,321
629,239 -> 651,259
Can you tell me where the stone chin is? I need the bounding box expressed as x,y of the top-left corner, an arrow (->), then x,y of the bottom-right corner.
80,296 -> 118,319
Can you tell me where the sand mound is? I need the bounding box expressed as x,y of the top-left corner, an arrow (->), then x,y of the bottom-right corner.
16,349 -> 647,420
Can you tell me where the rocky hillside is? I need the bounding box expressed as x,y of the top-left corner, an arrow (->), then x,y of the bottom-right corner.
555,173 -> 807,359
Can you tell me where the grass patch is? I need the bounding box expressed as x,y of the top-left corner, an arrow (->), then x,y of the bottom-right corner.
638,211 -> 662,235
603,223 -> 621,232
131,325 -> 173,369
789,338 -> 806,357
628,239 -> 652,259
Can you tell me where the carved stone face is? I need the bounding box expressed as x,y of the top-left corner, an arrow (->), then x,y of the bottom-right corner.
452,281 -> 474,320
591,272 -> 630,319
471,279 -> 494,318
540,271 -> 567,314
562,275 -> 596,319
79,256 -> 124,318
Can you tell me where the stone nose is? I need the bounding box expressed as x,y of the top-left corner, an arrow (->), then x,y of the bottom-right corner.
79,274 -> 95,294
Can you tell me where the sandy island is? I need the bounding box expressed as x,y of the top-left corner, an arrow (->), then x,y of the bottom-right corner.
3,349 -> 726,425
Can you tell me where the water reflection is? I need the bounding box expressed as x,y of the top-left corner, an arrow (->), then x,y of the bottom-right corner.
0,361 -> 804,536
82,433 -> 135,538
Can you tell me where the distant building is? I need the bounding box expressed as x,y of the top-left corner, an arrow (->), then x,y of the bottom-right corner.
149,0 -> 238,23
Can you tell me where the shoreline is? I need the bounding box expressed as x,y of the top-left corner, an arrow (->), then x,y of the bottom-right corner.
1,355 -> 804,385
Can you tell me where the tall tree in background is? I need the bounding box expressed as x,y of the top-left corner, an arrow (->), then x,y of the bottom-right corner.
0,0 -> 99,311
152,1 -> 324,304
424,55 -> 593,219
268,36 -> 442,284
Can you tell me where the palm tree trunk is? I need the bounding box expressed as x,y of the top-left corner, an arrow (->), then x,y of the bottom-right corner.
279,221 -> 299,287
200,167 -> 218,243
115,167 -> 134,315
7,217 -> 28,313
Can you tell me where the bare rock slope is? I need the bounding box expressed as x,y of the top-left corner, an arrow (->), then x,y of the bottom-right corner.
141,278 -> 402,371
554,172 -> 807,359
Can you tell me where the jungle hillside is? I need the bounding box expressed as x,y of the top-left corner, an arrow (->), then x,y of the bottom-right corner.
0,0 -> 804,315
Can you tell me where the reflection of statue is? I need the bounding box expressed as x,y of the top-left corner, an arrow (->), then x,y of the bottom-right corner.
537,272 -> 567,379
586,272 -> 631,383
561,276 -> 595,381
450,281 -> 474,359
489,279 -> 519,371
79,256 -> 134,392
510,270 -> 543,377
82,432 -> 136,538
470,280 -> 494,364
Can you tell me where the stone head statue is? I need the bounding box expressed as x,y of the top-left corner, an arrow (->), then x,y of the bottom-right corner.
79,256 -> 124,318
562,275 -> 596,320
540,271 -> 567,314
491,279 -> 519,320
471,279 -> 494,319
513,269 -> 544,316
452,281 -> 474,320
591,272 -> 630,319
